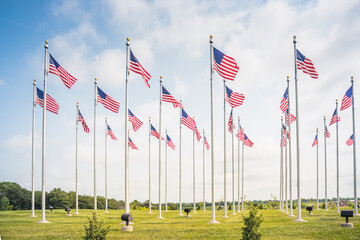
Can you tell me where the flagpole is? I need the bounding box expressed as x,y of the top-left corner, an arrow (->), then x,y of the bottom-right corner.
241,133 -> 245,211
336,99 -> 340,213
238,117 -> 241,213
351,77 -> 358,216
223,79 -> 228,218
94,78 -> 97,211
287,76 -> 294,217
280,117 -> 284,212
179,100 -> 183,216
125,38 -> 130,214
149,117 -> 152,213
284,113 -> 288,214
193,117 -> 197,213
31,79 -> 36,218
165,129 -> 168,212
324,116 -> 328,211
105,118 -> 108,213
293,36 -> 305,222
158,76 -> 164,219
203,129 -> 206,211
231,109 -> 235,215
208,35 -> 219,224
38,40 -> 50,224
316,128 -> 319,210
75,103 -> 79,215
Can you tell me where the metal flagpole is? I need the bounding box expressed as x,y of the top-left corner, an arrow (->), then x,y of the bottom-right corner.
351,77 -> 358,216
241,134 -> 245,211
232,109 -> 235,215
158,76 -> 164,219
179,100 -> 183,216
238,117 -> 241,213
125,38 -> 130,214
284,113 -> 288,214
287,76 -> 294,217
94,78 -> 97,211
293,36 -> 305,222
31,79 -> 36,218
336,99 -> 340,213
324,116 -> 328,211
193,117 -> 197,213
149,117 -> 152,213
316,128 -> 319,210
165,129 -> 168,212
105,118 -> 108,213
75,103 -> 79,215
280,117 -> 284,212
208,35 -> 219,223
203,129 -> 206,211
223,79 -> 228,218
38,40 -> 50,224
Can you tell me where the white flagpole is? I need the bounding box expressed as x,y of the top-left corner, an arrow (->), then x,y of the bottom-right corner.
193,117 -> 197,213
324,116 -> 328,211
287,76 -> 294,217
316,128 -> 319,210
38,40 -> 50,224
158,76 -> 164,219
238,117 -> 241,213
293,36 -> 305,222
179,100 -> 183,216
94,78 -> 97,210
280,117 -> 284,212
284,113 -> 288,214
149,117 -> 152,213
223,79 -> 228,218
75,103 -> 79,215
203,129 -> 206,211
336,99 -> 340,213
125,38 -> 130,214
165,129 -> 168,212
231,109 -> 235,215
351,77 -> 358,216
241,134 -> 245,211
31,79 -> 36,218
105,118 -> 108,213
208,35 -> 219,224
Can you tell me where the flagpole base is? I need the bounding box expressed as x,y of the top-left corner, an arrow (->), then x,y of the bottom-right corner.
74,212 -> 80,215
208,220 -> 220,224
293,218 -> 307,222
178,213 -> 184,216
30,215 -> 37,218
157,216 -> 165,219
231,213 -> 236,215
148,211 -> 153,214
223,216 -> 229,218
37,220 -> 51,224
288,215 -> 296,217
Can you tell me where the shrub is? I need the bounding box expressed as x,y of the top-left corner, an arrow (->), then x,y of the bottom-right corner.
83,211 -> 110,240
241,208 -> 263,240
197,202 -> 204,210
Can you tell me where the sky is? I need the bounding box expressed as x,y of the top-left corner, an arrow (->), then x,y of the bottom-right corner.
1,0 -> 360,204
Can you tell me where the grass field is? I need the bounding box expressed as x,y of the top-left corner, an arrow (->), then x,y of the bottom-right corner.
0,208 -> 359,239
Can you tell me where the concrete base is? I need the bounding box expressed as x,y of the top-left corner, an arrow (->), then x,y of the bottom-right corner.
178,213 -> 184,216
207,220 -> 220,224
308,213 -> 313,216
122,226 -> 133,232
185,215 -> 191,218
36,220 -> 51,224
157,216 -> 165,219
30,215 -> 37,218
105,211 -> 108,213
193,211 -> 197,214
231,213 -> 237,215
148,212 -> 153,214
66,214 -> 72,216
223,216 -> 229,218
293,219 -> 307,222
74,212 -> 80,215
288,215 -> 296,217
341,223 -> 353,228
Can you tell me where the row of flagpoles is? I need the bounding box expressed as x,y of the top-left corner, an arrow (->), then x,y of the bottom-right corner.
31,36 -> 255,223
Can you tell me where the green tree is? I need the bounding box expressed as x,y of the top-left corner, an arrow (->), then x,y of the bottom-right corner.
48,188 -> 70,209
241,208 -> 263,240
0,194 -> 10,211
0,182 -> 31,210
83,211 -> 110,240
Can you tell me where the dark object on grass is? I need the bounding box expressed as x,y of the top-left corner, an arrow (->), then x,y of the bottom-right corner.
306,206 -> 313,215
49,206 -> 54,213
121,213 -> 134,227
341,210 -> 353,224
184,208 -> 191,215
65,207 -> 71,214
108,205 -> 111,209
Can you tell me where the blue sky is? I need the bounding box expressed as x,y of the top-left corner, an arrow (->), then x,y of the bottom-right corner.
1,0 -> 360,205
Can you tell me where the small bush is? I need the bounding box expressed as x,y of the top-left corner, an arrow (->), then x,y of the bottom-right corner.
83,211 -> 110,240
241,208 -> 263,240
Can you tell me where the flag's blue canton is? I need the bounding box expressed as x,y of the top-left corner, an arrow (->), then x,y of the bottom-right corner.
182,109 -> 188,118
151,125 -> 156,131
283,88 -> 288,99
107,125 -> 112,131
97,87 -> 107,100
49,54 -> 60,68
167,135 -> 171,141
345,86 -> 353,98
162,87 -> 170,95
213,47 -> 225,65
226,86 -> 232,98
129,109 -> 134,117
130,50 -> 139,63
36,88 -> 44,100
296,50 -> 306,62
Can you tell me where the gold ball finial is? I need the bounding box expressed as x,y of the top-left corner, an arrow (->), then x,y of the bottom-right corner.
351,76 -> 354,79
95,77 -> 97,81
33,79 -> 36,82
336,99 -> 338,102
180,99 -> 182,103
160,76 -> 162,79
149,116 -> 151,120
293,35 -> 296,39
287,76 -> 289,79
127,37 -> 130,41
324,116 -> 326,119
45,40 -> 48,44
77,102 -> 79,105
210,35 -> 213,39
281,116 -> 283,119
105,117 -> 107,120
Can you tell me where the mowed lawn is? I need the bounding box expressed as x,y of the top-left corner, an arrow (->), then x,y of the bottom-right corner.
0,208 -> 359,239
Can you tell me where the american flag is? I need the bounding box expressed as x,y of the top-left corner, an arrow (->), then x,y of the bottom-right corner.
128,109 -> 143,132
36,87 -> 59,114
129,49 -> 151,88
340,86 -> 352,111
329,109 -> 340,126
194,125 -> 201,142
285,109 -> 296,126
166,134 -> 175,150
213,47 -> 239,81
96,87 -> 120,113
296,49 -> 318,79
181,109 -> 196,131
78,109 -> 89,133
129,137 -> 139,150
236,123 -> 245,141
225,86 -> 244,108
150,124 -> 164,140
244,134 -> 254,148
312,134 -> 318,147
325,126 -> 330,138
228,109 -> 234,133
49,53 -> 77,89
346,134 -> 354,146
107,124 -> 117,141
280,87 -> 289,113
162,86 -> 182,108
281,134 -> 287,147
204,134 -> 210,151
282,124 -> 289,139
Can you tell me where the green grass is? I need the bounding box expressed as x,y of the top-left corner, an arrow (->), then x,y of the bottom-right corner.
0,208 -> 359,239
